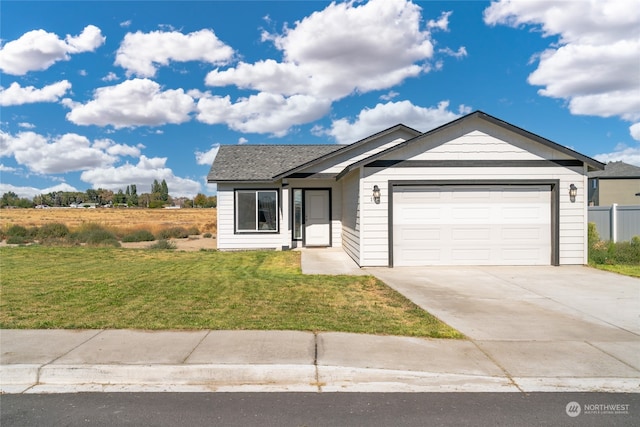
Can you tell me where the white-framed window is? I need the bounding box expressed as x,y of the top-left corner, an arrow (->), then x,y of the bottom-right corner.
235,190 -> 278,233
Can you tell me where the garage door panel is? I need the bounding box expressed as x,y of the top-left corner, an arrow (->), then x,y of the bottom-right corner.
451,248 -> 491,261
398,226 -> 441,241
502,205 -> 546,220
452,207 -> 490,220
501,248 -> 544,261
501,226 -> 548,241
398,248 -> 441,263
452,227 -> 490,241
398,206 -> 441,221
452,188 -> 492,200
393,185 -> 551,266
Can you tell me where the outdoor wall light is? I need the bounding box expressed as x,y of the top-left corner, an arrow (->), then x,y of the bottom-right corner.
372,185 -> 381,204
569,184 -> 577,203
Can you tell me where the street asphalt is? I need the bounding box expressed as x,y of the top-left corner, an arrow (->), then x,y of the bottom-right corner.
1,248 -> 639,394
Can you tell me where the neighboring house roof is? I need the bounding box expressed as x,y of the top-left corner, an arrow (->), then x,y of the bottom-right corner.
337,111 -> 605,178
588,161 -> 640,179
207,145 -> 341,182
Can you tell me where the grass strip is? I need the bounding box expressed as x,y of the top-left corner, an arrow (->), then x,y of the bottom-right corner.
0,247 -> 462,338
589,263 -> 640,278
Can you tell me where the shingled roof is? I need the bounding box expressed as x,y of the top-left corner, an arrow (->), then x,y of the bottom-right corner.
207,145 -> 342,182
588,161 -> 640,178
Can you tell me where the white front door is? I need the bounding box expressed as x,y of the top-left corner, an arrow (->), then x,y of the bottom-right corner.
304,190 -> 331,247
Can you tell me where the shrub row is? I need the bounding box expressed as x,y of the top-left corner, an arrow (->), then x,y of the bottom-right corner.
588,222 -> 640,265
2,222 -> 203,248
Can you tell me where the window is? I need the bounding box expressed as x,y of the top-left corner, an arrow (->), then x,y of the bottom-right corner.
235,190 -> 278,232
292,189 -> 302,240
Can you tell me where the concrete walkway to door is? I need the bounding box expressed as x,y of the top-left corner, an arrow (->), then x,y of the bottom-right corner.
301,249 -> 640,391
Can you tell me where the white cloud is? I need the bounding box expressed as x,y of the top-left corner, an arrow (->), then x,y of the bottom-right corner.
18,122 -> 35,129
0,130 -> 117,174
197,92 -> 331,136
0,25 -> 105,75
0,80 -> 71,106
195,143 -> 220,165
630,123 -> 640,141
102,72 -> 118,82
80,155 -> 201,198
484,0 -> 640,126
209,0 -> 433,99
427,11 -> 452,31
380,91 -> 399,101
0,182 -> 79,199
93,138 -> 143,157
320,100 -> 464,144
594,143 -> 640,167
238,137 -> 248,145
120,20 -> 132,28
201,0 -> 448,136
439,46 -> 467,59
65,78 -> 195,128
0,163 -> 18,172
115,29 -> 234,77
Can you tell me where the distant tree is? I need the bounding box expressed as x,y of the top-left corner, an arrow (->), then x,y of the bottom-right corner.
151,180 -> 161,194
1,191 -> 18,207
86,189 -> 99,203
160,179 -> 169,202
114,189 -> 126,204
127,184 -> 138,206
193,193 -> 207,208
97,188 -> 114,205
138,193 -> 151,208
0,192 -> 32,208
206,196 -> 217,208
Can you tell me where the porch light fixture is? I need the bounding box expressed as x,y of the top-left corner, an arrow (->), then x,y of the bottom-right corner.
569,184 -> 577,203
372,185 -> 381,204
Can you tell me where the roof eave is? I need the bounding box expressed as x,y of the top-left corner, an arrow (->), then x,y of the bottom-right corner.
273,123 -> 422,180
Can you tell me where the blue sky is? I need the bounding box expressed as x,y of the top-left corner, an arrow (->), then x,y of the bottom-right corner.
1,0 -> 639,198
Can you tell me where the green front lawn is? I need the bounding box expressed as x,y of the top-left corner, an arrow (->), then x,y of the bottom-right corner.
0,247 -> 462,338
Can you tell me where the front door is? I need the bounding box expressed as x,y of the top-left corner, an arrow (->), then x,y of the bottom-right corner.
304,189 -> 330,247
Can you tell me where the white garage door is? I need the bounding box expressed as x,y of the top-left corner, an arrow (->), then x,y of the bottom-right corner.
393,185 -> 551,266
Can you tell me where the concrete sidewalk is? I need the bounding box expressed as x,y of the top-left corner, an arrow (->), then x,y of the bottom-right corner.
2,329 -> 517,393
3,329 -> 637,394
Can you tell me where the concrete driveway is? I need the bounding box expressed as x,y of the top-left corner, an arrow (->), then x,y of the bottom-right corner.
368,265 -> 640,389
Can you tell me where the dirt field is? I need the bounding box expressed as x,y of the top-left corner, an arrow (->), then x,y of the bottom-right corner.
0,208 -> 218,251
0,207 -> 217,235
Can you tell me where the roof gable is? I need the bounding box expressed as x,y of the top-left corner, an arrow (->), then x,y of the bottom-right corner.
337,111 -> 604,178
273,124 -> 421,179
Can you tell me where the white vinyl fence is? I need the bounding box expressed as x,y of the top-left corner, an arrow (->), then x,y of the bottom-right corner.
588,204 -> 640,242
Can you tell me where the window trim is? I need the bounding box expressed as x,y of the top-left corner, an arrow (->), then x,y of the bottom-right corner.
234,189 -> 279,234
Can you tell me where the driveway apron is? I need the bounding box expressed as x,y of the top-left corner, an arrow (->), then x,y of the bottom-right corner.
367,265 -> 640,390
